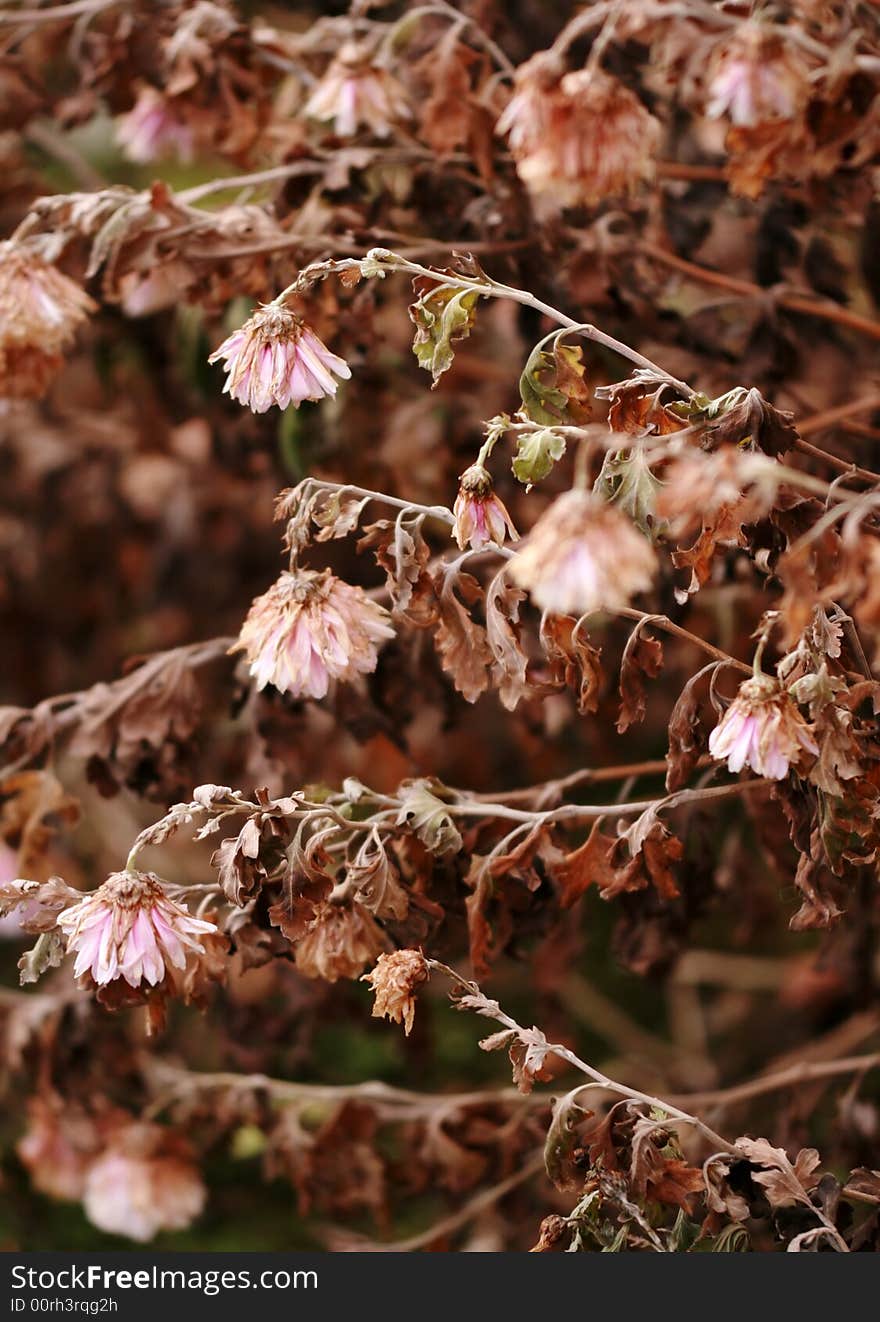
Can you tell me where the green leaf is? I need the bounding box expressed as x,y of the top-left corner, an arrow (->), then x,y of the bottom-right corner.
409,281 -> 481,385
518,334 -> 591,426
18,929 -> 65,986
596,448 -> 665,538
511,427 -> 566,487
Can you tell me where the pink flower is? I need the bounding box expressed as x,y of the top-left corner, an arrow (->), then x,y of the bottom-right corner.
83,1126 -> 205,1242
17,1098 -> 100,1203
706,27 -> 809,128
305,42 -> 411,138
0,241 -> 96,398
57,870 -> 219,989
116,85 -> 194,163
708,675 -> 818,779
510,489 -> 657,617
232,567 -> 395,699
497,60 -> 660,210
209,303 -> 351,412
453,464 -> 519,551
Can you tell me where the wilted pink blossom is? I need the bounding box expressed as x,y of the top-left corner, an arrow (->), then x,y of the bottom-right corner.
17,1099 -> 100,1203
497,60 -> 660,209
708,675 -> 818,779
209,303 -> 351,412
57,870 -> 219,989
510,489 -> 657,617
453,464 -> 518,551
305,42 -> 411,138
116,85 -> 195,163
0,241 -> 96,398
232,567 -> 395,699
83,1126 -> 205,1242
706,27 -> 809,127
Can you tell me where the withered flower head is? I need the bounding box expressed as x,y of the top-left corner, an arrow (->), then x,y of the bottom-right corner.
706,25 -> 810,128
231,567 -> 395,700
497,58 -> 660,209
17,1098 -> 101,1204
209,302 -> 351,413
305,41 -> 411,138
708,674 -> 818,779
116,85 -> 195,163
510,488 -> 657,617
0,241 -> 96,399
453,464 -> 519,551
295,899 -> 388,982
83,1125 -> 205,1242
361,948 -> 429,1035
57,870 -> 219,990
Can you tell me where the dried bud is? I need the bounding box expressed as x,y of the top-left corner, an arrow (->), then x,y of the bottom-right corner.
305,43 -> 411,138
295,900 -> 388,982
209,304 -> 351,413
708,674 -> 818,779
362,949 -> 430,1035
706,26 -> 810,128
116,85 -> 195,163
0,242 -> 96,399
231,567 -> 394,699
57,870 -> 219,990
453,465 -> 519,551
510,489 -> 657,617
497,59 -> 660,210
83,1125 -> 205,1242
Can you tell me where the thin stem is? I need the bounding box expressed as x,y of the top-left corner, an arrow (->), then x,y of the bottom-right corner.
606,607 -> 751,674
641,241 -> 880,344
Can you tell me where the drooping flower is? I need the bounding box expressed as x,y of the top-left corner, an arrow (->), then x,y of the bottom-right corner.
510,489 -> 657,617
0,242 -> 96,398
57,870 -> 219,990
83,1125 -> 205,1242
305,42 -> 411,138
706,26 -> 810,128
294,899 -> 388,982
208,303 -> 351,413
708,675 -> 818,779
453,464 -> 519,551
497,58 -> 660,210
17,1098 -> 101,1203
116,85 -> 195,163
232,567 -> 395,700
362,948 -> 430,1035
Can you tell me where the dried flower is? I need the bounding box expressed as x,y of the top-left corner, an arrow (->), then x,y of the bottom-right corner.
305,42 -> 411,138
362,948 -> 429,1035
209,303 -> 351,413
708,675 -> 818,779
497,59 -> 660,209
57,869 -> 219,990
17,1099 -> 100,1203
231,567 -> 394,699
116,85 -> 195,162
510,489 -> 657,617
83,1126 -> 205,1242
295,900 -> 388,982
706,26 -> 810,127
453,464 -> 519,551
0,242 -> 96,398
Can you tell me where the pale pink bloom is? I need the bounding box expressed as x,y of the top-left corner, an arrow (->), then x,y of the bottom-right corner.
510,489 -> 657,617
118,261 -> 194,317
83,1128 -> 205,1242
708,675 -> 818,779
497,60 -> 660,209
116,85 -> 194,163
17,1099 -> 99,1203
453,464 -> 519,551
706,27 -> 809,127
0,241 -> 96,398
209,303 -> 351,413
305,42 -> 411,138
57,870 -> 218,989
232,567 -> 394,699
